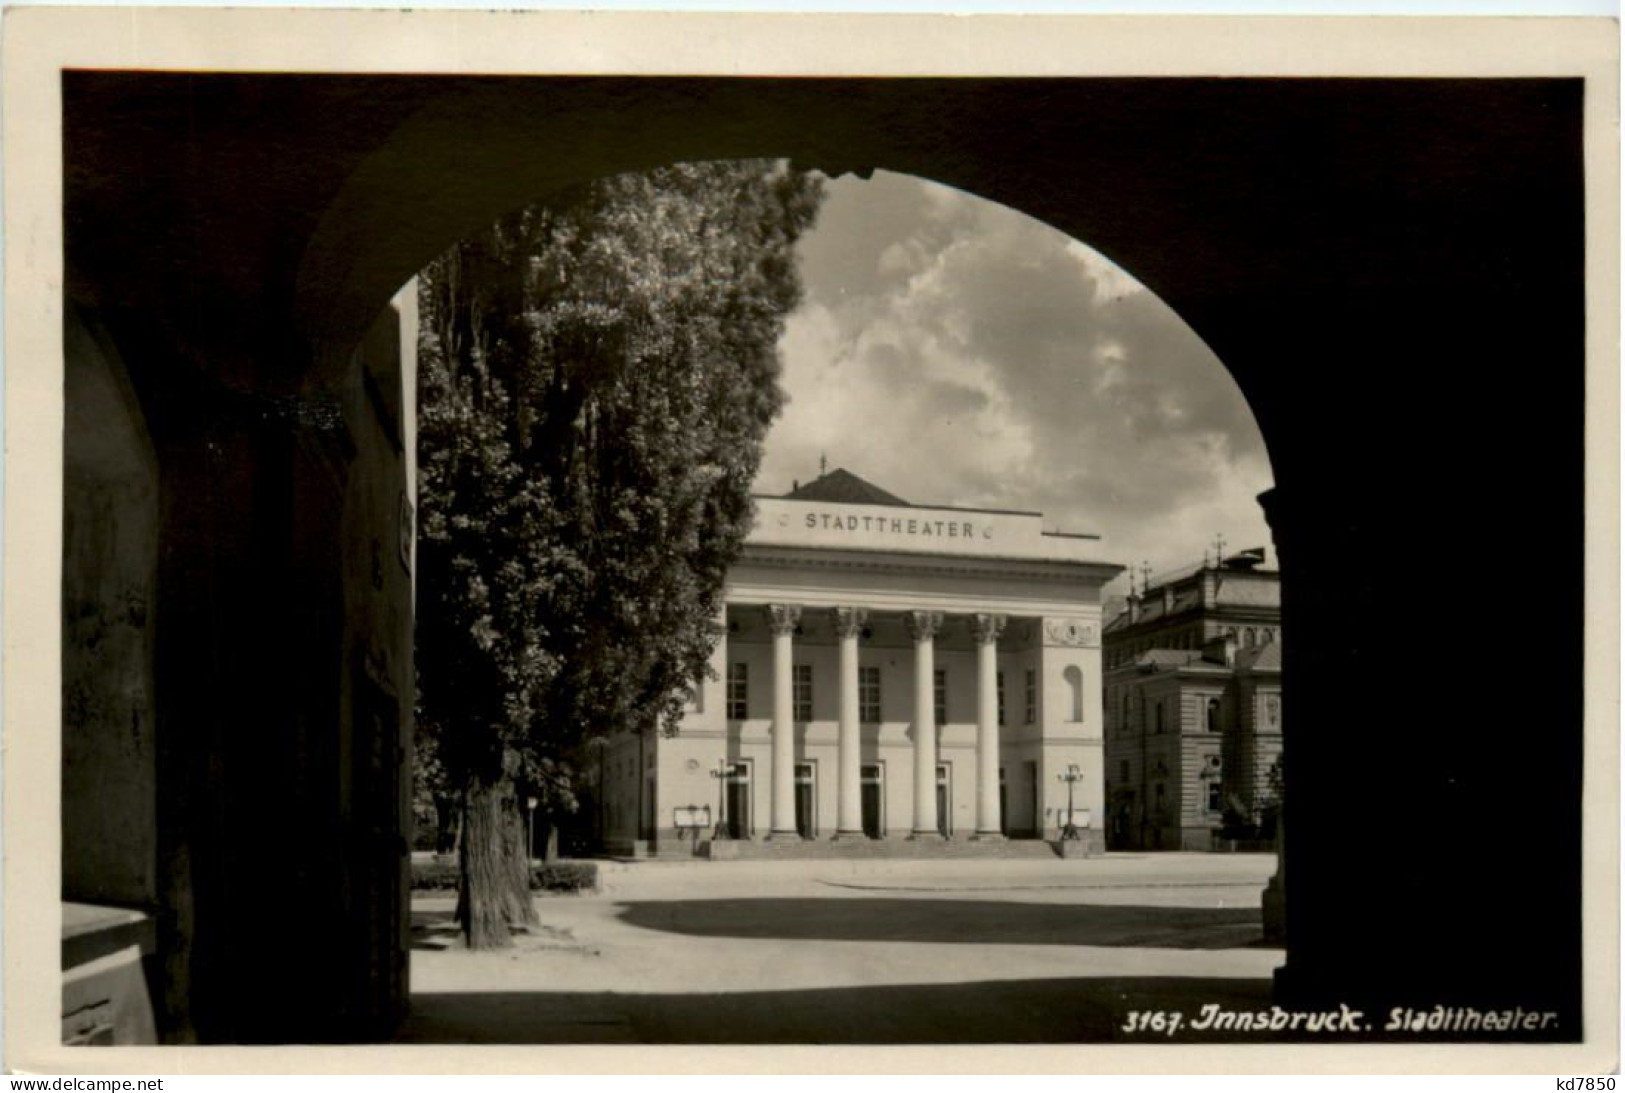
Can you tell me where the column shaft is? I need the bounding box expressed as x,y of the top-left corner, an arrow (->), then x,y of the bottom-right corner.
906,611 -> 944,837
834,607 -> 866,836
973,614 -> 1006,837
768,605 -> 800,837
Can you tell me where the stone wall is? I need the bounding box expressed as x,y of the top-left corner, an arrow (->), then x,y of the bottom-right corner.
62,305 -> 158,909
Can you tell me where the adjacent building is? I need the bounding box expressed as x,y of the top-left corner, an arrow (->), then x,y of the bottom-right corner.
599,468 -> 1123,856
1102,554 -> 1283,851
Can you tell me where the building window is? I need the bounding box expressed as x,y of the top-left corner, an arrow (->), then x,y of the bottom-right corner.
1207,777 -> 1222,813
1155,701 -> 1165,735
859,666 -> 881,723
934,668 -> 948,725
1207,697 -> 1221,733
1063,664 -> 1084,722
997,670 -> 1006,726
1122,690 -> 1131,731
1120,759 -> 1129,784
793,664 -> 813,722
1024,668 -> 1037,724
688,666 -> 705,713
1244,627 -> 1257,647
727,662 -> 748,720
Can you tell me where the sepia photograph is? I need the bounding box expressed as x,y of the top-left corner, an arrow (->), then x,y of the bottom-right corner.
2,7 -> 1617,1076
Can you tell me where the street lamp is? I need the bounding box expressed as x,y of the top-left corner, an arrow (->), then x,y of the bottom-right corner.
710,760 -> 732,840
526,795 -> 539,862
1058,764 -> 1083,841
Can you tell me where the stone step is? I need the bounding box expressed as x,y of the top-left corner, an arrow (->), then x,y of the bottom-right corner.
699,835 -> 1101,861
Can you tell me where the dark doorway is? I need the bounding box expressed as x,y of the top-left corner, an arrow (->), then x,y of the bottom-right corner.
999,766 -> 1008,836
795,762 -> 815,838
861,763 -> 883,838
725,760 -> 752,840
936,763 -> 951,838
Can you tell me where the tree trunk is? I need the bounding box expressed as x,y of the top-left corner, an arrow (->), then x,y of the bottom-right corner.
544,824 -> 560,863
456,773 -> 539,949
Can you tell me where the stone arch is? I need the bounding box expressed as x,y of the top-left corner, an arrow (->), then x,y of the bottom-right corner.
59,70 -> 1587,1042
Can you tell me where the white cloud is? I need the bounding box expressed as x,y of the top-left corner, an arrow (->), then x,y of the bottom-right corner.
761,170 -> 1274,586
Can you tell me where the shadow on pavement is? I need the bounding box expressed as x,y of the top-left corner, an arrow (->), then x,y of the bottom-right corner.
614,898 -> 1273,950
411,908 -> 591,953
397,975 -> 1279,1043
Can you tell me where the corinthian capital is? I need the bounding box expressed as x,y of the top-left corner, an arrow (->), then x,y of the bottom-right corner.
832,606 -> 869,639
971,613 -> 1007,646
766,604 -> 802,636
904,610 -> 945,643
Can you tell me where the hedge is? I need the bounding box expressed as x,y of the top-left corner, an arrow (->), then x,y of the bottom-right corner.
410,859 -> 599,894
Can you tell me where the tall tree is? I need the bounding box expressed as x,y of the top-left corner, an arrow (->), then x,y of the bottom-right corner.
416,161 -> 823,947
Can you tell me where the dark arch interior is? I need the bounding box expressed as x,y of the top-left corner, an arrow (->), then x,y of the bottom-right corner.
61,72 -> 1586,1043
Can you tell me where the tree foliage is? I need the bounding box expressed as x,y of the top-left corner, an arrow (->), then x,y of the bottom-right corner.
415,161 -> 823,943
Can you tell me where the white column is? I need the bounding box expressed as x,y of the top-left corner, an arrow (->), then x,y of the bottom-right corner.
972,613 -> 1007,838
767,604 -> 801,838
906,610 -> 944,838
832,607 -> 867,837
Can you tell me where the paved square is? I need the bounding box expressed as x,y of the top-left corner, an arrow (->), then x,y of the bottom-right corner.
399,854 -> 1283,1043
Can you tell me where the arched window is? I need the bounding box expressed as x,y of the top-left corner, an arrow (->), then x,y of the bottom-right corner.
1063,665 -> 1084,722
1244,627 -> 1256,647
1207,697 -> 1221,733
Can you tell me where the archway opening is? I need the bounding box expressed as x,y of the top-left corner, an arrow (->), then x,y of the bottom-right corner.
389,160 -> 1283,1042
58,71 -> 1585,1046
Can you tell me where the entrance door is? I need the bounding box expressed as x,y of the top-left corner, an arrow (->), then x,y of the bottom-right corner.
936,763 -> 951,837
725,760 -> 751,839
795,762 -> 815,838
861,763 -> 883,838
999,766 -> 1008,836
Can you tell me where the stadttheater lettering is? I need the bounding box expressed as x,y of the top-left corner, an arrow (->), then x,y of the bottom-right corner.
746,469 -> 1104,565
803,511 -> 987,540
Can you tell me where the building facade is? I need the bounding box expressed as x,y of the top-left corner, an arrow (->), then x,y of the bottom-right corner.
600,469 -> 1122,856
1102,556 -> 1283,851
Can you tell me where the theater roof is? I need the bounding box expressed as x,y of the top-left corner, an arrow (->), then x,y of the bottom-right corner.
783,468 -> 910,508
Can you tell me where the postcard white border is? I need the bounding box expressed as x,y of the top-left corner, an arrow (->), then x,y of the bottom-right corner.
2,8 -> 1617,1075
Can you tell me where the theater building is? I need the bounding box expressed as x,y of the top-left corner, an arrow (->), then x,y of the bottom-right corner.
1102,555 -> 1283,851
599,469 -> 1123,856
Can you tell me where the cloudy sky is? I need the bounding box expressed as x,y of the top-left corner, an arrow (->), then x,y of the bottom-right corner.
754,170 -> 1274,595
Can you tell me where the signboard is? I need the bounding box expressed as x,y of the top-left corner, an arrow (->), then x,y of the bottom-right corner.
672,805 -> 712,829
748,496 -> 1107,564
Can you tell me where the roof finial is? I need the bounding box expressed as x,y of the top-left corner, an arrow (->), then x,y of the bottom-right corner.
819,452 -> 827,477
